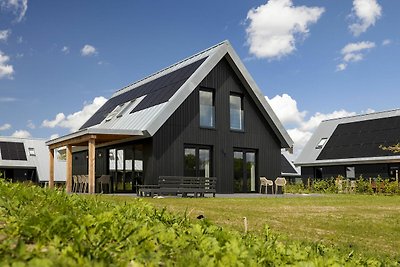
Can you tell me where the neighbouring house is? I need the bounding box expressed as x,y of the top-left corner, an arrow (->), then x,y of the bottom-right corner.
295,109 -> 400,180
0,136 -> 66,184
46,40 -> 293,194
280,153 -> 300,183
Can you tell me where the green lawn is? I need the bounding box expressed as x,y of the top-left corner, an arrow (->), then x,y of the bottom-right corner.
139,194 -> 400,260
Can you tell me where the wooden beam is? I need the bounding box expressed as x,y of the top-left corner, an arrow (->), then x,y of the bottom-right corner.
49,134 -> 97,150
66,145 -> 73,193
49,149 -> 55,189
88,138 -> 96,194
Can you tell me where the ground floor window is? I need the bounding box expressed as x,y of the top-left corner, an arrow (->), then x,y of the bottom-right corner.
233,149 -> 256,193
184,146 -> 212,177
108,145 -> 143,193
346,166 -> 355,179
315,167 -> 323,179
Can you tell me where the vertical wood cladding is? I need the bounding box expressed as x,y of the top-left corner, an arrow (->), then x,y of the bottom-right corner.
301,163 -> 393,179
151,57 -> 281,193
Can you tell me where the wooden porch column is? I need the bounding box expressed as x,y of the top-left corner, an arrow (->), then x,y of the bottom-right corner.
88,137 -> 96,194
66,145 -> 73,193
49,148 -> 55,189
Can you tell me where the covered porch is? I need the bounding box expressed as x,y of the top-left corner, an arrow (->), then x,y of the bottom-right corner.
46,128 -> 146,194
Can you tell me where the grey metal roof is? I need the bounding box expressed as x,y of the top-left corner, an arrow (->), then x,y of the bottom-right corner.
0,136 -> 66,182
295,109 -> 400,167
50,40 -> 293,149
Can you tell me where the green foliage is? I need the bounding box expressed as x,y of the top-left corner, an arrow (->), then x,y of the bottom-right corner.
0,180 -> 396,266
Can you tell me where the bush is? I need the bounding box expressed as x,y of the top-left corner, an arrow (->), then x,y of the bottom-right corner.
0,180 -> 396,266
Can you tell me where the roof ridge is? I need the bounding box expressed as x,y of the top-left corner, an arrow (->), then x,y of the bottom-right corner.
321,107 -> 400,123
113,40 -> 229,96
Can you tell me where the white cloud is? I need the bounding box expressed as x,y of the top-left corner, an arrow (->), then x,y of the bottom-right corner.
81,44 -> 97,56
11,129 -> 31,138
0,123 -> 11,131
0,0 -> 28,23
349,0 -> 382,36
337,41 -> 375,71
42,96 -> 107,132
382,39 -> 391,46
27,120 -> 35,129
0,29 -> 11,42
267,94 -> 365,159
0,97 -> 17,102
245,0 -> 324,60
0,51 -> 14,79
61,46 -> 70,54
50,133 -> 59,140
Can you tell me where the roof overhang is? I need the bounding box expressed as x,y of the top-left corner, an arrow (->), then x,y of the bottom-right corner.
46,128 -> 148,149
296,155 -> 400,167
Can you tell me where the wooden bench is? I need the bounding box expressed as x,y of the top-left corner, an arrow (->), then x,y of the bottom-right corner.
138,176 -> 217,197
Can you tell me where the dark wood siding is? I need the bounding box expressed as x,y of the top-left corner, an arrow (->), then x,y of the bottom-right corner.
151,57 -> 282,193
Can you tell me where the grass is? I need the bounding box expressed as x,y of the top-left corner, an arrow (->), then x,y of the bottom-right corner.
133,194 -> 400,260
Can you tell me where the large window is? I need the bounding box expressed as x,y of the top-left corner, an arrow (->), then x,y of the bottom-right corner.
230,94 -> 244,130
184,146 -> 212,177
199,90 -> 215,128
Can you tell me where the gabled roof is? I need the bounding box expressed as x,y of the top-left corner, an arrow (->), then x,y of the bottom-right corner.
281,153 -> 300,177
49,40 -> 293,148
0,136 -> 66,182
295,109 -> 400,167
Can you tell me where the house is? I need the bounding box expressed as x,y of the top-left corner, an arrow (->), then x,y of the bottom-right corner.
46,40 -> 293,194
295,109 -> 400,180
281,153 -> 300,183
0,136 -> 66,184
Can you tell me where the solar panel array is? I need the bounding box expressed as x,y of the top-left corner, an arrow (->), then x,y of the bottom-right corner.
80,58 -> 207,129
317,116 -> 400,160
281,154 -> 297,174
0,142 -> 27,161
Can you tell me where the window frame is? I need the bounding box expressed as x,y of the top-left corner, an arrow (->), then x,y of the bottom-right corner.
315,138 -> 328,149
183,145 -> 213,177
229,93 -> 244,132
199,88 -> 216,129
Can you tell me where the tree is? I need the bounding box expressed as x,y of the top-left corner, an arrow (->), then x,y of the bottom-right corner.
380,143 -> 400,154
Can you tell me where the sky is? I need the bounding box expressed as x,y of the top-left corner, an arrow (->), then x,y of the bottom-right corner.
0,0 -> 399,160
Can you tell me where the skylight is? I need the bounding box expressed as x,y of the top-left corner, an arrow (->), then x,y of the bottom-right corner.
28,148 -> 36,156
316,138 -> 328,149
116,99 -> 137,118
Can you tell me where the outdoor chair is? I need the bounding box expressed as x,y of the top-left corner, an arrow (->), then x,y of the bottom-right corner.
97,175 -> 111,193
72,175 -> 78,193
275,177 -> 287,194
259,177 -> 274,194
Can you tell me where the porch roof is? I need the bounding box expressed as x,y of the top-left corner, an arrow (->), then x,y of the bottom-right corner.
45,128 -> 148,149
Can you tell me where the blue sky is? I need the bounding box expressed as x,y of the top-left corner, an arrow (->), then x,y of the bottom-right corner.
0,0 -> 399,156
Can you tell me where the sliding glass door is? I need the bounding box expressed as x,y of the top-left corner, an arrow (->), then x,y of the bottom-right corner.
233,149 -> 257,193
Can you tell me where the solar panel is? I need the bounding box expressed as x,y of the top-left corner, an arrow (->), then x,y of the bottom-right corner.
0,142 -> 27,161
281,154 -> 297,174
317,116 -> 400,160
80,58 -> 207,129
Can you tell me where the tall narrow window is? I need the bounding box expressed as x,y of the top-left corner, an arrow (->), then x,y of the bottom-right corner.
184,148 -> 197,177
199,90 -> 215,128
230,94 -> 244,130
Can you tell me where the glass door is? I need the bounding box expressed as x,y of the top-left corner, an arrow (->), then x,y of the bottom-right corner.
184,146 -> 212,177
115,149 -> 125,191
233,150 -> 257,193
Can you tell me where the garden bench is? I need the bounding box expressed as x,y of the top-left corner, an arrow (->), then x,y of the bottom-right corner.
138,176 -> 217,197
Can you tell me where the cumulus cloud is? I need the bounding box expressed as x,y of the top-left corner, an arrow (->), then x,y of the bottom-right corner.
61,46 -> 70,54
81,44 -> 97,56
267,94 -> 368,160
50,133 -> 59,140
0,29 -> 11,42
245,0 -> 324,60
42,96 -> 107,132
382,39 -> 391,46
11,129 -> 31,138
0,123 -> 11,131
336,41 -> 375,71
27,120 -> 35,129
0,51 -> 14,79
349,0 -> 382,36
0,0 -> 28,23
